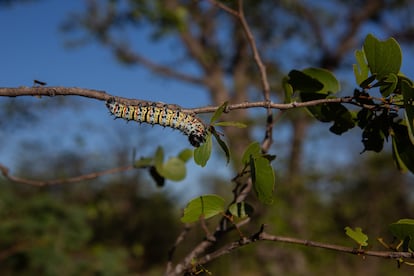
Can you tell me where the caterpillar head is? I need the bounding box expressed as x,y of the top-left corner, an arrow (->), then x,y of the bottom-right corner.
188,132 -> 207,147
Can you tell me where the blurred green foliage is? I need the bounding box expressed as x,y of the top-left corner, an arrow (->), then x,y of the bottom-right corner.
1,153 -> 412,275
0,177 -> 180,275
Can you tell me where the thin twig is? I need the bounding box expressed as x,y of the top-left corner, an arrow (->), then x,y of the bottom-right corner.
236,0 -> 273,152
184,97 -> 364,113
192,231 -> 414,270
207,0 -> 239,17
0,163 -> 134,186
208,0 -> 276,152
166,225 -> 192,275
237,0 -> 270,99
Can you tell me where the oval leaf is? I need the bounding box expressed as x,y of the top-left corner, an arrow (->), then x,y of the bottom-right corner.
178,148 -> 193,163
194,132 -> 212,167
210,101 -> 228,124
251,156 -> 275,204
363,34 -> 402,80
287,70 -> 323,93
159,157 -> 186,181
391,124 -> 414,173
211,128 -> 230,164
353,49 -> 369,86
242,142 -> 261,165
181,194 -> 225,223
303,67 -> 340,94
379,73 -> 398,97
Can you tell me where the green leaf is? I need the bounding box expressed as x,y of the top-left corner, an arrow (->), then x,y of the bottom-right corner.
229,202 -> 254,219
353,49 -> 369,86
282,76 -> 294,103
295,68 -> 346,133
362,119 -> 385,153
300,93 -> 331,121
402,80 -> 414,145
194,132 -> 212,167
327,104 -> 356,135
363,34 -> 402,80
392,136 -> 408,172
344,226 -> 368,247
158,157 -> 186,181
379,73 -> 398,97
134,157 -> 153,168
210,101 -> 228,124
181,194 -> 225,223
241,142 -> 261,165
391,123 -> 414,173
389,219 -> 414,251
302,67 -> 340,94
251,156 -> 275,204
300,93 -> 355,135
214,121 -> 247,128
178,149 -> 193,163
211,129 -> 230,164
287,70 -> 324,93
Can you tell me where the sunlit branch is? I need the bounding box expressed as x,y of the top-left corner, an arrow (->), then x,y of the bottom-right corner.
0,86 -> 110,101
0,163 -> 133,186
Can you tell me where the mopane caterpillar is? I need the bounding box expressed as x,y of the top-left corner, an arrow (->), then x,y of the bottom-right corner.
106,98 -> 207,147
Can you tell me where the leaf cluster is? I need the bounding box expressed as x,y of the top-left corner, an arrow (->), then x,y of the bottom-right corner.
134,147 -> 192,187
284,34 -> 414,173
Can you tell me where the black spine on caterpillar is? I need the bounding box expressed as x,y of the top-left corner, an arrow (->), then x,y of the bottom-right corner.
106,98 -> 207,147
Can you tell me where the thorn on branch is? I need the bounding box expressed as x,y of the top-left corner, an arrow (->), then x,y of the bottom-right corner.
251,224 -> 266,241
33,79 -> 47,86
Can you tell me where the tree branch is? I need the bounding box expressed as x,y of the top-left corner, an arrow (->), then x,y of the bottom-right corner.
113,43 -> 206,85
208,0 -> 274,152
0,86 -> 377,114
0,86 -> 110,100
0,163 -> 133,186
236,0 -> 270,99
166,225 -> 192,275
189,230 -> 414,273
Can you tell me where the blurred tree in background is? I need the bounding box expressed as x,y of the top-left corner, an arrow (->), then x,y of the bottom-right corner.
1,0 -> 414,275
